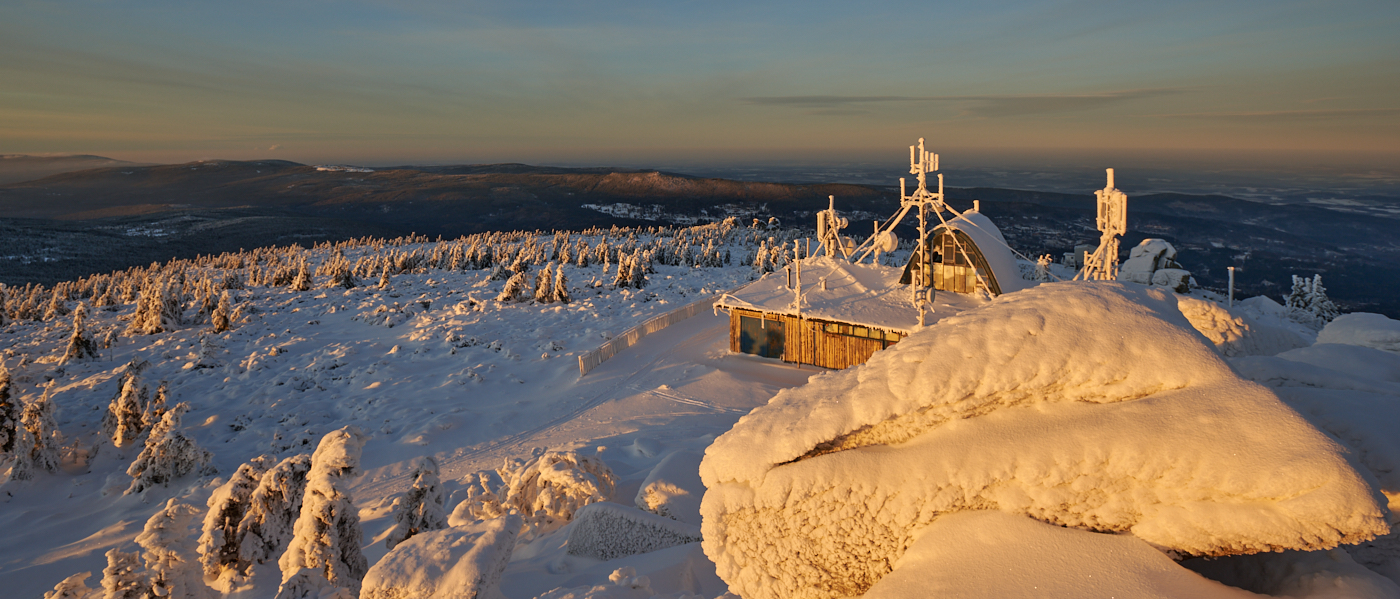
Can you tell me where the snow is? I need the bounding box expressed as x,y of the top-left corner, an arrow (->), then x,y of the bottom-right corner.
565,502 -> 702,561
1176,296 -> 1311,357
1318,312 -> 1400,354
2,226 -> 1399,599
361,514 -> 521,599
862,510 -> 1261,599
700,282 -> 1388,599
633,450 -> 704,526
1186,549 -> 1400,599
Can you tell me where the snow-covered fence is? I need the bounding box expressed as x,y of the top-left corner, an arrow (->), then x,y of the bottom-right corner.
578,295 -> 719,376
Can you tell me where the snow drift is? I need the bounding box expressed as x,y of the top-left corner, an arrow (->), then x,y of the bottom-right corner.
699,282 -> 1390,599
360,514 -> 521,599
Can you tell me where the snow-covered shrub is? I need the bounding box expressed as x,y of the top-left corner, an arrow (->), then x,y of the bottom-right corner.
61,303 -> 101,364
100,548 -> 149,599
384,456 -> 448,550
198,456 -> 273,587
210,291 -> 233,333
700,283 -> 1389,599
237,454 -> 314,566
42,571 -> 94,599
553,263 -> 571,304
137,498 -> 211,599
533,567 -> 660,599
361,514 -> 522,599
1285,274 -> 1340,328
126,276 -> 184,335
565,502 -> 702,561
275,569 -> 355,599
105,373 -> 149,448
126,402 -> 215,494
534,262 -> 556,303
0,364 -> 16,457
452,450 -> 616,540
497,271 -> 528,302
277,427 -> 369,597
634,450 -> 704,525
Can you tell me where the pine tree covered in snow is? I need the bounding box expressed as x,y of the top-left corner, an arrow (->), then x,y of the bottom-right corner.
62,303 -> 101,365
290,258 -> 311,292
553,264 -> 571,305
126,402 -> 214,494
384,456 -> 448,550
1285,275 -> 1309,311
0,364 -> 16,456
237,454 -> 314,566
126,276 -> 183,336
277,427 -> 369,598
42,571 -> 94,599
454,451 -> 616,540
142,382 -> 168,434
100,548 -> 149,599
198,457 -> 273,585
497,271 -> 528,303
534,262 -> 556,303
105,374 -> 149,448
1307,274 -> 1340,324
209,291 -> 233,333
8,382 -> 63,481
136,498 -> 211,599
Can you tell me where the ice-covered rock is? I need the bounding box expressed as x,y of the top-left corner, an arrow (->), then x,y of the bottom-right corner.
566,502 -> 703,561
1318,313 -> 1400,354
634,451 -> 704,526
361,514 -> 522,599
862,510 -> 1260,599
1152,268 -> 1191,293
700,282 -> 1389,599
1176,296 -> 1310,357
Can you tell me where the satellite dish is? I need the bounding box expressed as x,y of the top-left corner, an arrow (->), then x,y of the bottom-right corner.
874,230 -> 899,254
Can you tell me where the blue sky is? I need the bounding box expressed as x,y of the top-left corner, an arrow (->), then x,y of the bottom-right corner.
2,0 -> 1397,167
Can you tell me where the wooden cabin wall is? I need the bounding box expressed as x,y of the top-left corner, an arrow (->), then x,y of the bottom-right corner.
731,309 -> 888,370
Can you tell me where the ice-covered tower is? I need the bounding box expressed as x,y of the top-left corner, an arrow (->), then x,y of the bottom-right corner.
1078,168 -> 1127,281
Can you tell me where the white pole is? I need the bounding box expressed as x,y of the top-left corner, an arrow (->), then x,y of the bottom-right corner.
1227,266 -> 1236,308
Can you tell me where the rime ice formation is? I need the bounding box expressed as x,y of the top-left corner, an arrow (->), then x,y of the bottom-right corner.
699,282 -> 1390,599
634,450 -> 705,526
361,514 -> 521,599
565,502 -> 703,561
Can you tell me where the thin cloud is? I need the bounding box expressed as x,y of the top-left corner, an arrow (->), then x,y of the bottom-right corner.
1157,108 -> 1400,121
741,89 -> 1184,117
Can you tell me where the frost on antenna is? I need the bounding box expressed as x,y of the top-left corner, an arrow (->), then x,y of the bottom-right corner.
700,282 -> 1388,599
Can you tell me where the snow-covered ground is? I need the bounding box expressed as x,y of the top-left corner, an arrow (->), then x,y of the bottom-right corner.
2,225 -> 1398,599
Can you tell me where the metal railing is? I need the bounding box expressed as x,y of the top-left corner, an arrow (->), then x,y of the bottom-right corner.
578,295 -> 720,376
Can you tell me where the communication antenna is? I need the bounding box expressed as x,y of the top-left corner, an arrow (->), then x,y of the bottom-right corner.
815,195 -> 851,258
1076,168 -> 1127,281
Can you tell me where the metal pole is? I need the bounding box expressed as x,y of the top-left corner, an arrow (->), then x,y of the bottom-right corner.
1227,266 -> 1236,308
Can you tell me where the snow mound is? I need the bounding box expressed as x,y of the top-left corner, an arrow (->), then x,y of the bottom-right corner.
1278,344 -> 1400,385
533,566 -> 687,599
452,451 -> 616,540
1186,548 -> 1400,599
634,451 -> 704,526
1176,296 -> 1309,357
1318,313 -> 1400,354
700,282 -> 1388,599
566,502 -> 703,561
361,514 -> 521,599
862,510 -> 1260,599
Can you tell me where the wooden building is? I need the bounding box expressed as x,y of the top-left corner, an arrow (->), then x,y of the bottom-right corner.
718,212 -> 1025,370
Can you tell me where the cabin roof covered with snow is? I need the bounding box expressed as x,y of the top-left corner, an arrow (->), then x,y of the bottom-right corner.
716,256 -> 985,334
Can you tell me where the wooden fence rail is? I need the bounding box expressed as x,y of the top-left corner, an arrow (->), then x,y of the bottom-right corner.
578,295 -> 720,376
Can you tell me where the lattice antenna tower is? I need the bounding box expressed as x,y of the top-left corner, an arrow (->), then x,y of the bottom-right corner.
1076,168 -> 1128,281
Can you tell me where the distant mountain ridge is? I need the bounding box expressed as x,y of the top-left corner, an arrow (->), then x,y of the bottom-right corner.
0,154 -> 145,185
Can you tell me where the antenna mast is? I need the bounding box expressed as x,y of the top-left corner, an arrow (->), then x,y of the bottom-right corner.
1077,168 -> 1127,281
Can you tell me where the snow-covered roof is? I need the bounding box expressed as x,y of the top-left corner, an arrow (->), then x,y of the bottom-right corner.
936,210 -> 1031,295
715,255 -> 985,333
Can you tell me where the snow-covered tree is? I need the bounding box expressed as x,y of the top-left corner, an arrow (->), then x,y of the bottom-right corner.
209,291 -> 233,333
553,264 -> 571,305
0,364 -> 16,456
376,265 -> 391,290
106,374 -> 149,448
454,450 -> 615,540
534,262 -> 556,303
100,548 -> 149,599
237,454 -> 313,566
8,382 -> 63,481
42,571 -> 94,599
43,285 -> 70,322
62,303 -> 101,365
198,457 -> 273,586
497,271 -> 528,303
1285,275 -> 1308,311
136,498 -> 211,599
384,456 -> 448,550
142,382 -> 168,434
1307,274 -> 1340,323
126,402 -> 214,495
290,259 -> 311,292
126,276 -> 183,336
277,427 -> 369,598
